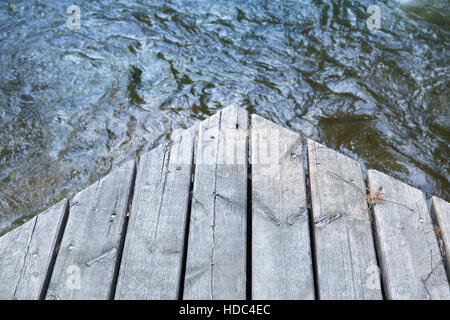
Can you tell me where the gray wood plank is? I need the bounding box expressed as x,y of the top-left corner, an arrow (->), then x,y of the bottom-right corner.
115,127 -> 195,299
251,115 -> 314,300
45,160 -> 135,300
307,140 -> 382,300
431,196 -> 450,281
368,170 -> 450,300
0,199 -> 68,300
183,105 -> 248,300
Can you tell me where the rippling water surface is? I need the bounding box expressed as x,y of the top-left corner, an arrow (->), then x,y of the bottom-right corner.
0,0 -> 448,233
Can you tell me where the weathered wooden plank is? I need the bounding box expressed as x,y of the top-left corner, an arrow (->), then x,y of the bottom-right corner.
45,160 -> 135,300
183,105 -> 248,300
0,199 -> 68,300
251,115 -> 314,300
115,127 -> 195,299
368,170 -> 450,300
431,196 -> 450,281
307,140 -> 382,300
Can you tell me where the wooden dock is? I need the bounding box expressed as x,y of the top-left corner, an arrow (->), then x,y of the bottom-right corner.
0,105 -> 449,300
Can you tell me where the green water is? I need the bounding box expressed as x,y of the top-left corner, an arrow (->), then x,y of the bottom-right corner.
0,0 -> 448,233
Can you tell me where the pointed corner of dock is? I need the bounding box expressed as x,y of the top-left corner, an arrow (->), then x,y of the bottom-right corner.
219,104 -> 247,116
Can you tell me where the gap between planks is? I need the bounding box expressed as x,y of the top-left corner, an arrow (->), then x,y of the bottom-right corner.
2,105 -> 449,301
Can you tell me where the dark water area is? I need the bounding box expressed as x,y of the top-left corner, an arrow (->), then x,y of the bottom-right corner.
0,0 -> 448,233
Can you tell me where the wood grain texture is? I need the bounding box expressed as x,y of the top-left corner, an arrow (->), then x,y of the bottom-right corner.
430,196 -> 450,281
0,200 -> 68,300
183,105 -> 248,300
45,160 -> 135,300
368,170 -> 450,300
307,140 -> 382,300
251,115 -> 314,300
115,127 -> 195,300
